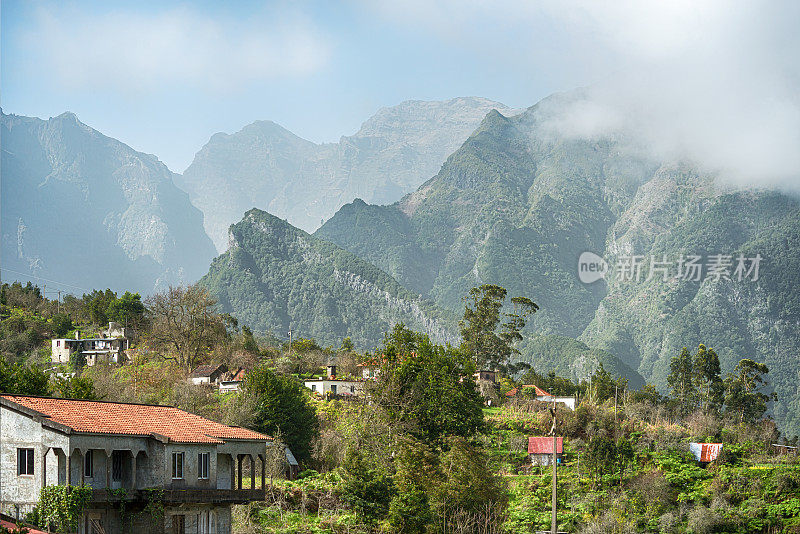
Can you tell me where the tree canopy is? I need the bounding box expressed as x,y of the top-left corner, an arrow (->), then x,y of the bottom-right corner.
375,324 -> 485,445
459,284 -> 537,371
245,365 -> 319,462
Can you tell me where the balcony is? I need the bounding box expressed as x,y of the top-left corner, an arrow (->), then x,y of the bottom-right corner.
92,487 -> 265,505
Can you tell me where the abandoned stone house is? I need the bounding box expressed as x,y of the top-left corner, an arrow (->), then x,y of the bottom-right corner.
528,436 -> 563,467
303,365 -> 365,397
0,395 -> 273,534
51,322 -> 132,367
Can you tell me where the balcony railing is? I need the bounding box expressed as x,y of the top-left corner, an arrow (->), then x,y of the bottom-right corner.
92,487 -> 265,504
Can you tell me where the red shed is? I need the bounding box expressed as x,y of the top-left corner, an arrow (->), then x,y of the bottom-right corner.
528,436 -> 563,466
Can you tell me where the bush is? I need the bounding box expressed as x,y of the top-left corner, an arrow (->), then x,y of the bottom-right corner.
578,511 -> 638,534
339,448 -> 395,522
245,365 -> 319,462
388,489 -> 432,534
686,506 -> 723,534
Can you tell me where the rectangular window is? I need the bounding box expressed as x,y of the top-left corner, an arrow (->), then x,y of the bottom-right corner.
112,451 -> 123,481
311,384 -> 316,392
331,384 -> 337,395
198,453 -> 209,480
172,452 -> 184,479
172,514 -> 185,534
17,448 -> 34,476
84,450 -> 93,478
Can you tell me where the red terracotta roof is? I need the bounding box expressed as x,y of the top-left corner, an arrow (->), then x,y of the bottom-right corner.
528,436 -> 563,454
1,515 -> 47,534
506,384 -> 552,397
1,395 -> 271,444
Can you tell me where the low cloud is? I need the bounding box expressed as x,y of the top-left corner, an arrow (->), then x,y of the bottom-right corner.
369,0 -> 800,189
538,0 -> 800,189
25,4 -> 329,94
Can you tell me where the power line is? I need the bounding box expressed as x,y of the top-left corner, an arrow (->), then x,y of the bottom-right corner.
0,268 -> 91,292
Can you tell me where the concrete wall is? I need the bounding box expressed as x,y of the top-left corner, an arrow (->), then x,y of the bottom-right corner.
51,339 -> 73,363
164,443 -> 217,488
530,453 -> 562,467
216,454 -> 232,490
1,405 -> 44,515
304,380 -> 364,395
80,504 -> 233,534
165,505 -> 232,534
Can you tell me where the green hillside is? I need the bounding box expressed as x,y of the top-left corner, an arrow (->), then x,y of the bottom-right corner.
199,209 -> 456,350
315,93 -> 800,435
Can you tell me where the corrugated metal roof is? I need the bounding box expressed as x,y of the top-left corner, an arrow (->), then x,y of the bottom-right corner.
284,446 -> 299,466
528,436 -> 563,454
689,442 -> 722,462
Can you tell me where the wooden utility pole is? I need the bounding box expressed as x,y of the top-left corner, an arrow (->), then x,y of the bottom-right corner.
551,396 -> 557,534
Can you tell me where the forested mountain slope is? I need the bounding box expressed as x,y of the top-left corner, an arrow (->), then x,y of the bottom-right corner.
1,110 -> 216,295
199,209 -> 456,349
315,93 -> 800,434
178,97 -> 517,249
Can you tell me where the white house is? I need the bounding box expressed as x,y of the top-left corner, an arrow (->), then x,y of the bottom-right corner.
0,394 -> 271,534
190,364 -> 229,386
506,385 -> 577,410
304,365 -> 365,397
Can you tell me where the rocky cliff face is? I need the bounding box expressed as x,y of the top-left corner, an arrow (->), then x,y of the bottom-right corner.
315,93 -> 800,435
200,209 -> 455,349
1,111 -> 216,295
179,97 -> 518,250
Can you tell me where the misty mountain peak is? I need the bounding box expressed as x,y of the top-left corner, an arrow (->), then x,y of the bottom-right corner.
180,96 -> 516,250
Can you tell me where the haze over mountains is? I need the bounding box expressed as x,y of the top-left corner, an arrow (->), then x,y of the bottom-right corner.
315,92 -> 800,435
1,110 -> 216,296
3,92 -> 800,435
177,97 -> 519,249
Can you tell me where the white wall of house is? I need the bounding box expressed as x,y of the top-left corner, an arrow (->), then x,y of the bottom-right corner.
304,380 -> 364,396
537,395 -> 577,410
51,339 -> 74,363
530,453 -> 562,466
219,381 -> 241,394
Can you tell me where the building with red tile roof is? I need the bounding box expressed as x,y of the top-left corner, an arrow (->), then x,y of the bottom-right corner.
505,385 -> 577,410
0,514 -> 47,534
0,395 -> 277,534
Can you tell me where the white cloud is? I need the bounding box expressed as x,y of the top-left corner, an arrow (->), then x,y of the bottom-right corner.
368,0 -> 800,189
25,4 -> 329,94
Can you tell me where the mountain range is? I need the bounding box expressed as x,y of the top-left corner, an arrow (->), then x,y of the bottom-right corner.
314,92 -> 800,435
1,110 -> 216,296
4,93 -> 800,436
177,97 -> 519,249
200,208 -> 455,349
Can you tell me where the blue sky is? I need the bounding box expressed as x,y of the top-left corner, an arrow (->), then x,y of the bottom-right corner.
3,1 -> 799,180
